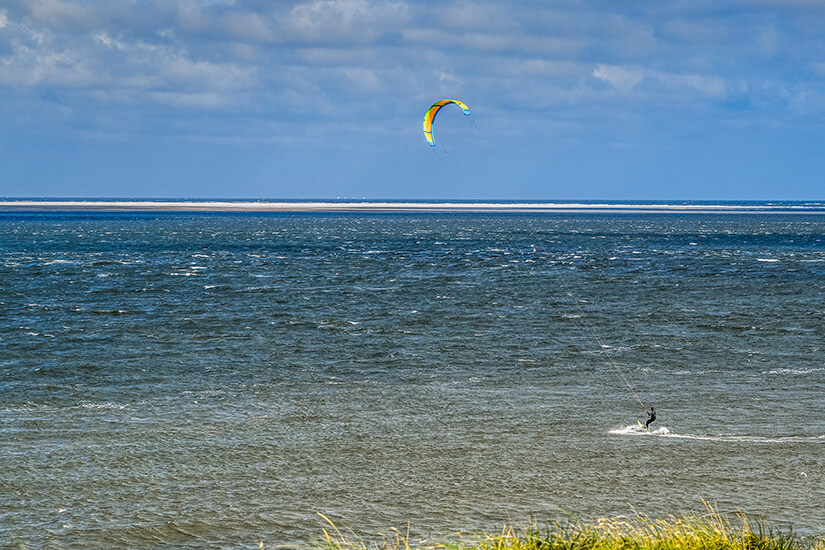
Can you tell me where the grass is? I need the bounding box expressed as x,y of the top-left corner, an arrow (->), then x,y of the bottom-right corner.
312,503 -> 824,550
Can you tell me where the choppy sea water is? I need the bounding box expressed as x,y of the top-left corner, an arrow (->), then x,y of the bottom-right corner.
1,212 -> 824,548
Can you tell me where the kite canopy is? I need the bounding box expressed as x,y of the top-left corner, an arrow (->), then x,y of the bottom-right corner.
423,99 -> 471,146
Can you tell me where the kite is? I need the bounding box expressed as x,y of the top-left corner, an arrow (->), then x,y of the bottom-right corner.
423,99 -> 471,147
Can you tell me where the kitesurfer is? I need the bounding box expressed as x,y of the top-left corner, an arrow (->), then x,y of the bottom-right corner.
644,407 -> 656,429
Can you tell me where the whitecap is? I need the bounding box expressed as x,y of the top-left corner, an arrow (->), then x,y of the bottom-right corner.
79,402 -> 128,410
764,367 -> 825,375
609,424 -> 671,436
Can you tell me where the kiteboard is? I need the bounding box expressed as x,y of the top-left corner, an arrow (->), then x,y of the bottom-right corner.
637,420 -> 644,429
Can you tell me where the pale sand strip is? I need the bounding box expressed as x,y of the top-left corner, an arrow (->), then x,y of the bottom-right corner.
0,200 -> 822,213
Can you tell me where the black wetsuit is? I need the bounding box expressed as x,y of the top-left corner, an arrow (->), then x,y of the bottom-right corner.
645,409 -> 656,429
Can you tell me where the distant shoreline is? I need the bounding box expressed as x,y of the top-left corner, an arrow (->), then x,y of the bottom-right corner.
2,200 -> 825,214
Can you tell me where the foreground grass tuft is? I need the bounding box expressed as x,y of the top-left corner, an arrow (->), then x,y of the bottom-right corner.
315,503 -> 824,550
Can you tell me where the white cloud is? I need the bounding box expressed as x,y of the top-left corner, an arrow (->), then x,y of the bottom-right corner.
147,90 -> 229,108
433,71 -> 464,98
281,0 -> 409,43
494,59 -> 583,78
402,28 -> 580,55
778,83 -> 825,114
594,64 -> 725,99
94,31 -> 125,51
1,0 -> 824,147
593,65 -> 644,92
0,27 -> 99,87
296,47 -> 380,67
811,61 -> 825,77
658,72 -> 726,99
341,67 -> 381,92
0,16 -> 256,109
20,0 -> 90,24
756,25 -> 779,55
662,18 -> 729,45
221,12 -> 274,42
734,0 -> 825,7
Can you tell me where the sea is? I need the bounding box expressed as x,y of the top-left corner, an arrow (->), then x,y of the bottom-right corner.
2,204 -> 824,548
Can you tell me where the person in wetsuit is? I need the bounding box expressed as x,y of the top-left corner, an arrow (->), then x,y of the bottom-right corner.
645,407 -> 656,429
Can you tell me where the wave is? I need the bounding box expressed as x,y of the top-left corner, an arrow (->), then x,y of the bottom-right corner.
764,367 -> 825,375
610,424 -> 825,443
1,401 -> 137,413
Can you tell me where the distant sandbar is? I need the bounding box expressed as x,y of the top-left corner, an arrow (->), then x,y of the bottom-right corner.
1,200 -> 824,214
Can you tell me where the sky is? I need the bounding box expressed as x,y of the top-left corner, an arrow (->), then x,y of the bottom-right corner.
2,0 -> 825,200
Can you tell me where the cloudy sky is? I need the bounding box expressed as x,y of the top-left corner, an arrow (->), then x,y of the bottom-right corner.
2,0 -> 825,199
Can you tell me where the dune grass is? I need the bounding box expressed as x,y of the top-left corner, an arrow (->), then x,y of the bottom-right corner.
315,503 -> 824,550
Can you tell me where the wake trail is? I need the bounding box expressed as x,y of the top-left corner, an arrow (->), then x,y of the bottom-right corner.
609,425 -> 825,443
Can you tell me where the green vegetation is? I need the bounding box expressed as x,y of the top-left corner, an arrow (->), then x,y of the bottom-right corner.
314,504 -> 823,550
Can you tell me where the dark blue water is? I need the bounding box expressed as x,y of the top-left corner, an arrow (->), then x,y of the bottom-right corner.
2,213 -> 824,548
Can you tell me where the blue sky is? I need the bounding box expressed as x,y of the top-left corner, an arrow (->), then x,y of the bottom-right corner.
2,0 -> 825,200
